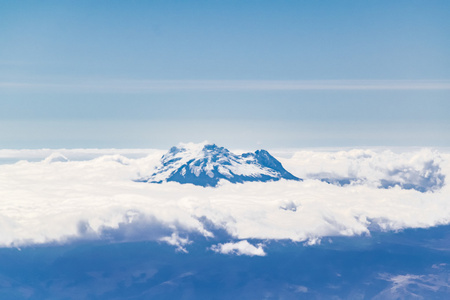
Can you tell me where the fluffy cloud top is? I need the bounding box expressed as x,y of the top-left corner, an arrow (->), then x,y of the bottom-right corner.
211,240 -> 266,256
159,232 -> 191,253
0,148 -> 448,250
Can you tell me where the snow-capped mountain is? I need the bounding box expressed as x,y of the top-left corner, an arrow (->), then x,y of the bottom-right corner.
138,142 -> 301,187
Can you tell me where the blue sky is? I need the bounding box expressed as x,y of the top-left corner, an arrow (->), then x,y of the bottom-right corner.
1,0 -> 449,149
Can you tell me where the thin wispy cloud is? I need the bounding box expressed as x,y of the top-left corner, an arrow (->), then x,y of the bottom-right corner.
1,79 -> 450,93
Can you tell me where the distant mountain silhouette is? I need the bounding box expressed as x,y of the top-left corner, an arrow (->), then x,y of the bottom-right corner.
137,142 -> 301,187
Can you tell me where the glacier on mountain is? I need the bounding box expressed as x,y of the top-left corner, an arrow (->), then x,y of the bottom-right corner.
137,142 -> 300,187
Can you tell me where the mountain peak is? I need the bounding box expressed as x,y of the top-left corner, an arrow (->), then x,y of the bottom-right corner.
138,143 -> 301,187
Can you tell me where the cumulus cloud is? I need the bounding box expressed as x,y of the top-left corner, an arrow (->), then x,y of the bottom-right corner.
0,148 -> 449,248
159,232 -> 191,253
281,148 -> 446,192
210,240 -> 266,256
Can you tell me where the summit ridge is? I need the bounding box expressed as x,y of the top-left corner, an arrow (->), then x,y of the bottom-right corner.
138,143 -> 301,187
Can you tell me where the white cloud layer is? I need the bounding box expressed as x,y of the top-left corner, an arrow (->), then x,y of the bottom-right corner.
0,148 -> 449,248
211,240 -> 266,256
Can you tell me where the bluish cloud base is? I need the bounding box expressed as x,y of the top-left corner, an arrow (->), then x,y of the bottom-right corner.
1,225 -> 449,299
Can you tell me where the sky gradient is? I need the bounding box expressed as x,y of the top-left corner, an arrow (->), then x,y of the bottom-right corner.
1,0 -> 449,149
